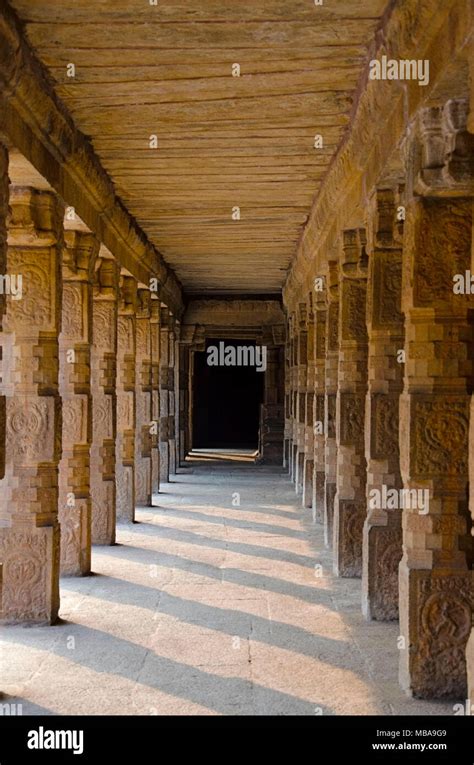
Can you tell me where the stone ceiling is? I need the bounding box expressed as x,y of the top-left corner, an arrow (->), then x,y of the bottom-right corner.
10,0 -> 389,294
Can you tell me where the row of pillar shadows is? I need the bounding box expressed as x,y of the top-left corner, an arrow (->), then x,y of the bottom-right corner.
0,149 -> 188,630
285,182 -> 474,700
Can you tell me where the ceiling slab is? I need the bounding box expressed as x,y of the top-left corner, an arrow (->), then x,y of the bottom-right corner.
10,0 -> 389,294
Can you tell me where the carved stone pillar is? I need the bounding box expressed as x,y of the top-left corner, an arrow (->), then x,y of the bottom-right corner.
323,261 -> 339,547
0,147 -> 9,622
470,175 -> 474,709
186,346 -> 194,457
135,288 -> 152,505
362,188 -> 405,620
159,307 -> 170,482
333,230 -> 368,577
90,254 -> 118,545
283,317 -> 293,472
259,331 -> 284,465
178,342 -> 189,464
469,389 -> 474,709
399,196 -> 474,696
302,302 -> 315,508
58,228 -> 99,575
168,320 -> 177,475
0,145 -> 7,484
150,298 -> 161,494
0,187 -> 63,623
294,304 -> 307,494
289,314 -> 298,480
116,275 -> 137,522
313,288 -> 327,523
398,101 -> 474,698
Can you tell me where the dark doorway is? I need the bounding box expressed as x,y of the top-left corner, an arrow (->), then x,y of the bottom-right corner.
193,338 -> 264,449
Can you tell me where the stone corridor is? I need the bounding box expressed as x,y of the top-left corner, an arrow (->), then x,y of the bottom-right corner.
0,0 -> 473,718
1,455 -> 453,715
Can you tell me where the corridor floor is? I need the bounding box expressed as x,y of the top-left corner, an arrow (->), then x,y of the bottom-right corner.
1,456 -> 454,716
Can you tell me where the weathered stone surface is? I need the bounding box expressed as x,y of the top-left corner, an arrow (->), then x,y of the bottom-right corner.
260,347 -> 284,465
312,291 -> 326,522
159,308 -> 171,483
0,145 -> 7,486
0,186 -> 63,623
302,303 -> 314,508
399,189 -> 474,699
177,342 -> 190,465
150,298 -> 161,494
333,230 -> 368,578
135,289 -> 152,505
362,188 -> 404,622
116,275 -> 137,523
324,261 -> 339,549
469,387 -> 474,707
91,254 -> 119,545
58,228 -> 99,575
293,304 -> 307,496
168,321 -> 177,477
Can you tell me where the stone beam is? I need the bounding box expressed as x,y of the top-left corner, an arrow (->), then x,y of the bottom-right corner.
183,299 -> 285,331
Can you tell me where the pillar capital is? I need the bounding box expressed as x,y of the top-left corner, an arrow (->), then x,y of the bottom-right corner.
94,254 -> 119,299
136,287 -> 151,319
271,324 -> 285,346
179,324 -> 197,345
327,259 -> 339,298
367,186 -> 405,252
63,229 -> 99,282
341,227 -> 367,275
119,273 -> 138,314
7,186 -> 64,247
297,301 -> 307,329
160,305 -> 172,328
412,98 -> 474,198
150,296 -> 161,323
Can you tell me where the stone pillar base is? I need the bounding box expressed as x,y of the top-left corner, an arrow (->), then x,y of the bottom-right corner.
324,482 -> 336,547
60,496 -> 91,576
290,444 -> 297,482
91,480 -> 115,545
362,519 -> 402,620
159,442 -> 169,482
302,458 -> 313,508
169,438 -> 176,475
399,561 -> 473,699
151,449 -> 160,495
116,464 -> 135,523
314,470 -> 325,523
295,451 -> 304,494
0,525 -> 59,624
333,497 -> 364,577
